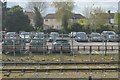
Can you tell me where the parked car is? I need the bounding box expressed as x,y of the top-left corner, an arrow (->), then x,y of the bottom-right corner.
69,32 -> 77,38
101,31 -> 117,42
29,38 -> 47,53
34,32 -> 44,39
115,34 -> 119,42
52,38 -> 71,53
5,32 -> 19,39
90,32 -> 102,42
75,32 -> 88,42
19,32 -> 31,43
30,32 -> 37,39
2,38 -> 25,53
48,32 -> 59,42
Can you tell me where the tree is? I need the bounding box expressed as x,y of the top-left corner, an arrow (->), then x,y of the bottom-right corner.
68,22 -> 83,32
83,6 -> 108,32
27,1 -> 48,30
27,1 -> 48,15
52,0 -> 74,33
90,7 -> 108,31
114,11 -> 120,25
34,7 -> 43,30
5,5 -> 33,32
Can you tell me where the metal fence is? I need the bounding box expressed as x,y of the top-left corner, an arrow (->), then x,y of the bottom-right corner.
1,33 -> 119,56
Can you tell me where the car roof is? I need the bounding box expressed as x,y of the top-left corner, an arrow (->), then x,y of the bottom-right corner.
55,38 -> 68,41
91,32 -> 100,34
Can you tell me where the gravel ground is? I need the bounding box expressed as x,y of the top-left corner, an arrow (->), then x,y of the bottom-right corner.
2,72 -> 118,78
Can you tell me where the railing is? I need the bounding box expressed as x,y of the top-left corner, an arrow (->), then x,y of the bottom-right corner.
1,33 -> 119,55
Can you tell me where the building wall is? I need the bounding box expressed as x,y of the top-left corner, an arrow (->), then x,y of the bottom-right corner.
44,18 -> 82,30
44,19 -> 62,30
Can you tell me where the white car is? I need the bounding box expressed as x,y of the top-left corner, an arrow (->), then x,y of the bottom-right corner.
5,32 -> 18,39
48,32 -> 59,42
101,31 -> 117,42
75,32 -> 88,42
19,32 -> 31,43
90,32 -> 102,42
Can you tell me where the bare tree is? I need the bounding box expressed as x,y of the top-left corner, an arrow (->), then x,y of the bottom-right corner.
27,1 -> 48,15
83,6 -> 108,32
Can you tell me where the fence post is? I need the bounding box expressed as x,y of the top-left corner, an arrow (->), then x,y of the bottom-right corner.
61,46 -> 62,52
98,46 -> 100,51
119,46 -> 120,54
83,46 -> 85,51
89,46 -> 92,62
47,46 -> 48,53
90,46 -> 92,54
111,46 -> 113,51
77,46 -> 79,51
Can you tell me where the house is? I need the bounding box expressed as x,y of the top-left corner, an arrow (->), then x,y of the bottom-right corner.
24,11 -> 115,30
43,13 -> 86,30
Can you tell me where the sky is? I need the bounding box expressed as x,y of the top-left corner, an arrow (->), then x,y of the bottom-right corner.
2,0 -> 120,16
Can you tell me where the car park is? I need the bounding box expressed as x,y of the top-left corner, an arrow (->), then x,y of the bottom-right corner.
90,32 -> 102,42
19,32 -> 31,43
2,38 -> 25,53
52,38 -> 71,53
101,31 -> 117,42
48,32 -> 59,42
75,32 -> 88,42
29,38 -> 47,53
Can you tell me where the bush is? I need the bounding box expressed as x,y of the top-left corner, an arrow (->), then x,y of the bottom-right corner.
68,22 -> 83,32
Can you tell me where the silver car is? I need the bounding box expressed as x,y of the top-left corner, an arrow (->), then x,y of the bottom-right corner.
52,39 -> 71,53
101,31 -> 116,42
75,32 -> 88,42
34,32 -> 44,39
90,32 -> 102,42
19,32 -> 31,43
5,32 -> 18,39
2,38 -> 25,53
48,32 -> 59,42
29,39 -> 47,53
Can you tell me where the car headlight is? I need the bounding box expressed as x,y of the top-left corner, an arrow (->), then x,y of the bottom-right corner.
78,37 -> 81,39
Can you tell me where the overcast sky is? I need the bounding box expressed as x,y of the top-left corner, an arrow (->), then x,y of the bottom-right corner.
2,0 -> 120,16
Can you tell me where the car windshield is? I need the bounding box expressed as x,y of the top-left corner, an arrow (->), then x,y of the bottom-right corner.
21,32 -> 29,35
55,39 -> 68,44
35,34 -> 44,38
76,33 -> 86,36
92,33 -> 100,37
50,34 -> 59,37
106,32 -> 114,35
7,32 -> 16,35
